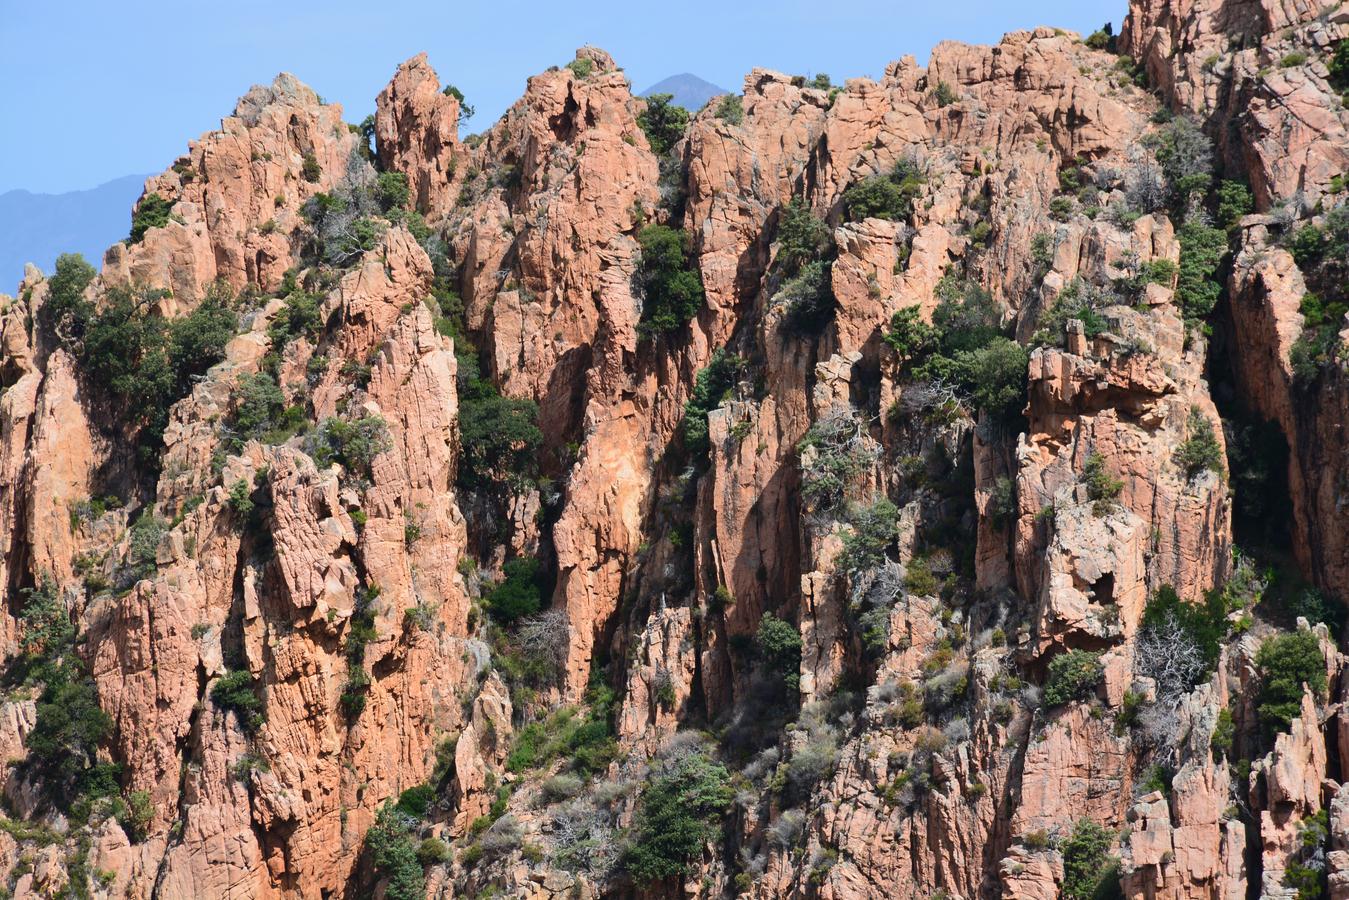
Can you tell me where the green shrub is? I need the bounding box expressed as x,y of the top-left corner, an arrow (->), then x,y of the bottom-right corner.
229,372 -> 302,449
337,586 -> 381,720
843,158 -> 926,222
307,416 -> 393,475
339,356 -> 372,386
883,278 -> 1027,425
1331,40 -> 1349,89
16,578 -> 117,809
1022,829 -> 1051,851
79,283 -> 173,410
903,557 -> 937,596
302,191 -> 385,265
1143,584 -> 1229,677
14,576 -> 76,682
1175,219 -> 1227,324
505,690 -> 617,776
340,667 -> 371,718
489,626 -> 565,708
757,613 -> 802,692
130,194 -> 174,242
427,272 -> 467,342
228,479 -> 255,519
1215,180 -> 1254,231
1280,51 -> 1309,68
1061,819 -> 1121,899
456,381 -> 543,491
541,772 -> 585,804
1211,707 -> 1234,758
1289,220 -> 1331,270
1031,232 -> 1056,271
774,199 -> 833,277
395,784 -> 435,819
376,172 -> 411,211
714,94 -> 744,125
364,803 -> 424,900
1116,689 -> 1143,731
40,253 -> 97,340
625,748 -> 734,882
1116,259 -> 1177,300
211,670 -> 264,732
567,57 -> 595,79
126,512 -> 168,582
58,279 -> 235,459
1084,24 -> 1115,51
884,306 -> 937,369
776,260 -> 836,336
1284,809 -> 1329,899
796,407 -> 874,514
441,85 -> 474,118
301,153 -> 322,183
636,224 -> 705,336
681,349 -> 744,459
638,93 -> 690,157
1174,407 -> 1225,480
1050,196 -> 1075,221
931,81 -> 957,107
36,267 -> 232,461
989,476 -> 1017,528
416,837 -> 450,866
772,199 -> 836,335
1033,279 -> 1110,347
1289,289 -> 1349,384
267,285 -> 325,347
938,338 -> 1029,425
1083,453 -> 1123,515
1256,630 -> 1326,735
121,790 -> 154,843
1286,210 -> 1349,383
845,178 -> 908,222
173,283 -> 237,364
1043,650 -> 1103,707
484,558 -> 543,624
1144,116 -> 1214,204
1282,586 -> 1344,631
838,498 -> 899,573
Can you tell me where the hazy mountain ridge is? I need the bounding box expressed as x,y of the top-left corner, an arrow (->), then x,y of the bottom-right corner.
0,174 -> 148,290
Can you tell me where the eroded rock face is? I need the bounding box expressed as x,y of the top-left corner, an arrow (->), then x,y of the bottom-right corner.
375,53 -> 463,217
102,73 -> 359,309
1227,231 -> 1349,597
1127,0 -> 1349,603
1,3 -> 1347,898
1123,0 -> 1349,206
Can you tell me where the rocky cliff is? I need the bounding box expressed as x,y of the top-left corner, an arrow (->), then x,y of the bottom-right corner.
2,1 -> 1349,897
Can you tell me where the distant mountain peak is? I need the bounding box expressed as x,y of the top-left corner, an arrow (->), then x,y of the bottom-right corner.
639,73 -> 728,112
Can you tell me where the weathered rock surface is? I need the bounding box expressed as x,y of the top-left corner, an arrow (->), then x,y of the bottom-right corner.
1,2 -> 1348,898
103,73 -> 359,309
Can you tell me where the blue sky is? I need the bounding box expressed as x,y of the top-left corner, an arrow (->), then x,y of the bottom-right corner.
1,0 -> 1121,195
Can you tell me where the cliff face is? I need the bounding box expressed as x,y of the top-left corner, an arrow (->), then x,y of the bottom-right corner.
1126,0 -> 1349,606
2,2 -> 1349,898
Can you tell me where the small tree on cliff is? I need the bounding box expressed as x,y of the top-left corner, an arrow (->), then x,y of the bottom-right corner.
626,745 -> 734,882
636,224 -> 705,336
637,93 -> 689,157
365,803 -> 424,900
1256,630 -> 1326,736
